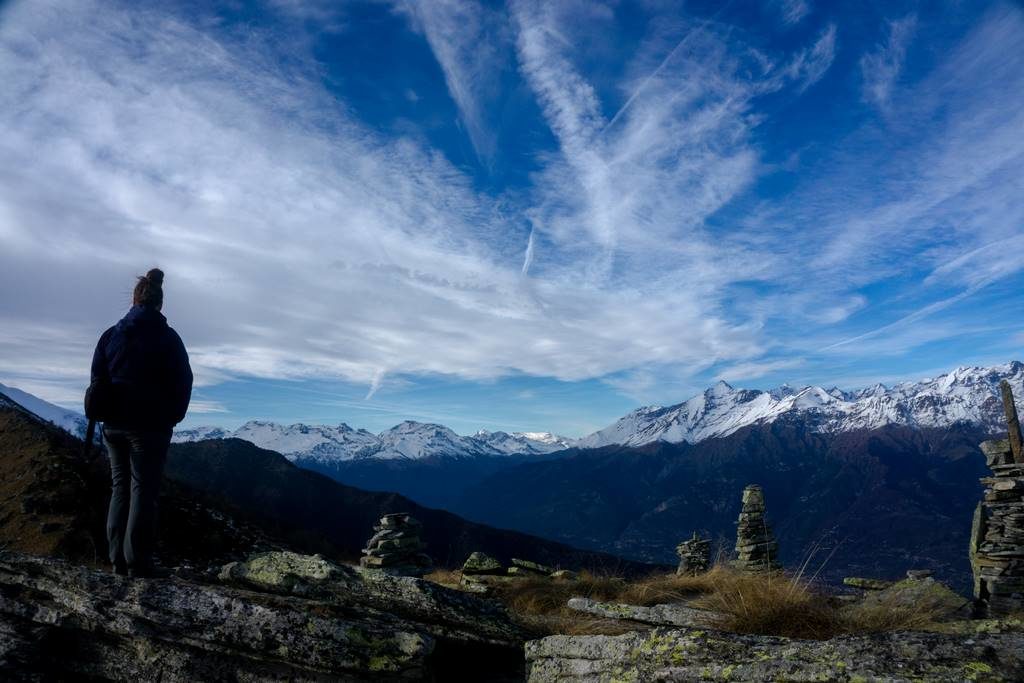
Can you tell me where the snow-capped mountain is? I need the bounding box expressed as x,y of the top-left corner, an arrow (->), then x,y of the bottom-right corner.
0,382 -> 90,439
172,425 -> 232,441
173,419 -> 575,463
578,361 -> 1024,449
474,429 -> 577,455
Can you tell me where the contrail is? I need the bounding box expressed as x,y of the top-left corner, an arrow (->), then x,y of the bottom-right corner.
521,228 -> 536,275
601,1 -> 733,136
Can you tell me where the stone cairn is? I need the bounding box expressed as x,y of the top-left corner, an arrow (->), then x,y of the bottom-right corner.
971,380 -> 1024,616
732,484 -> 781,572
360,513 -> 433,577
675,532 -> 711,576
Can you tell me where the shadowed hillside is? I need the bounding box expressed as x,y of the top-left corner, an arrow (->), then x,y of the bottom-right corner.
454,419 -> 989,588
167,438 -> 660,574
0,400 -> 297,568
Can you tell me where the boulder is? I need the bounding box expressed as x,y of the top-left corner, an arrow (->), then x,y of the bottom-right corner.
859,577 -> 971,621
462,551 -> 504,576
525,627 -> 1024,682
550,569 -> 578,580
0,550 -> 527,681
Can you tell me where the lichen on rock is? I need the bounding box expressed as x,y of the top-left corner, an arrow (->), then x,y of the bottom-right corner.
525,626 -> 1024,682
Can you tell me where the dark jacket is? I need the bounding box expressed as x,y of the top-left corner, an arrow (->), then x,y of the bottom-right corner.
91,305 -> 193,430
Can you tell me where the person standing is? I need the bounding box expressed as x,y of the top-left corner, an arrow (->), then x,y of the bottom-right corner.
89,268 -> 192,577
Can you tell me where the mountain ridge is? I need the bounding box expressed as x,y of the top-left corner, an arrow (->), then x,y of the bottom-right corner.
578,360 -> 1023,448
174,419 -> 575,463
6,360 -> 1021,464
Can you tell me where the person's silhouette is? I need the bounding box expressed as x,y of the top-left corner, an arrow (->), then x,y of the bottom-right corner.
89,268 -> 192,577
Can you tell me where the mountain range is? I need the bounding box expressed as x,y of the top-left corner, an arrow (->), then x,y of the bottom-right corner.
173,420 -> 574,462
9,361 -> 1019,464
172,361 -> 1022,462
579,361 -> 1023,449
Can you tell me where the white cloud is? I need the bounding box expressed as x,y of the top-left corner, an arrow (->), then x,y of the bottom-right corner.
188,400 -> 230,414
860,14 -> 917,110
0,0 -> 765,406
1,0 -> 1021,415
714,358 -> 805,382
784,23 -> 837,92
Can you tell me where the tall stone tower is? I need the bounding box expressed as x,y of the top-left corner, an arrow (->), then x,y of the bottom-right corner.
732,484 -> 781,572
971,380 -> 1024,616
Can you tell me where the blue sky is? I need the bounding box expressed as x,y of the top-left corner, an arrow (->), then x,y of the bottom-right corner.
0,0 -> 1022,437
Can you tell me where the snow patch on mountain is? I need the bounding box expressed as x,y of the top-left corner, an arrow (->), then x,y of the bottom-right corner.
578,361 -> 1024,448
0,382 -> 90,439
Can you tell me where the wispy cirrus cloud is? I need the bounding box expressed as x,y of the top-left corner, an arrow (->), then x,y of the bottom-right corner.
774,0 -> 810,26
860,14 -> 917,110
784,23 -> 837,92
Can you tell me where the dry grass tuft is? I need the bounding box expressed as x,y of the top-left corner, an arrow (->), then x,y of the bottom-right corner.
838,594 -> 950,633
690,567 -> 839,639
616,565 -> 736,606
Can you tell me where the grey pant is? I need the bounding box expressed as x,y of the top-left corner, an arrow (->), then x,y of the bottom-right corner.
103,427 -> 171,571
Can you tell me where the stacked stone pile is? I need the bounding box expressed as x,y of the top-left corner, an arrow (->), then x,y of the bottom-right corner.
972,381 -> 1024,616
676,532 -> 711,575
732,484 -> 781,572
360,513 -> 432,576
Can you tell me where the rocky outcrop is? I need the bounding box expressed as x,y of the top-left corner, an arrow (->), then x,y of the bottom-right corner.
857,576 -> 971,620
675,532 -> 710,576
566,598 -> 713,628
525,626 -> 1024,682
0,550 -> 527,681
732,484 -> 781,572
360,513 -> 433,576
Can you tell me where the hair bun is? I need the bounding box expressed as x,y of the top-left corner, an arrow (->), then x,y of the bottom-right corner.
145,268 -> 165,286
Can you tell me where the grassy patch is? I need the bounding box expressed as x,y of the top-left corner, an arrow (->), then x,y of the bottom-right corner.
427,563 -> 962,639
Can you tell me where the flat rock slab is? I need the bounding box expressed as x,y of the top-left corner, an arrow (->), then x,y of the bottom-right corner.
566,598 -> 714,627
1,550 -> 526,681
525,627 -> 1024,682
511,558 -> 555,575
220,550 -> 526,646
